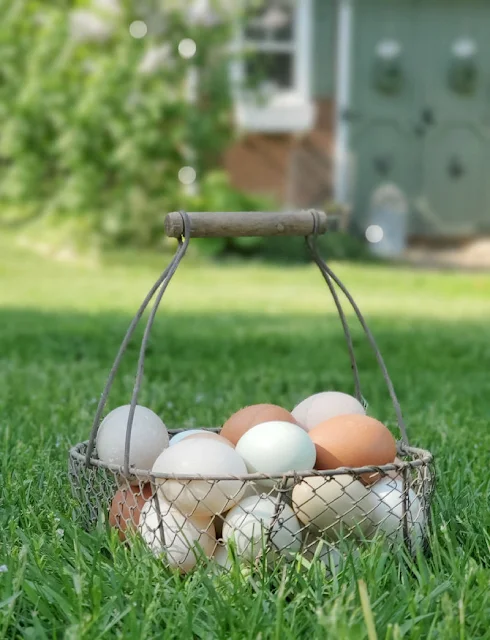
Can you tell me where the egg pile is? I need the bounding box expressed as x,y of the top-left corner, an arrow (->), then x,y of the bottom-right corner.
97,392 -> 425,574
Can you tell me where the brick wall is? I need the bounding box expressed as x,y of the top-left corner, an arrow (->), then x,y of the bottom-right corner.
224,99 -> 336,208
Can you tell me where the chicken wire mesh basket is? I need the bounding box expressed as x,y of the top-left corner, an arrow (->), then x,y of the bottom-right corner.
69,210 -> 435,574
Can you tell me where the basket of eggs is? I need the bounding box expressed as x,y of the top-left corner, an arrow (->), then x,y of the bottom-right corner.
69,211 -> 435,574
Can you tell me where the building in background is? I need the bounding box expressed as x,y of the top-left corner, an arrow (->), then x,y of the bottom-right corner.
225,0 -> 490,243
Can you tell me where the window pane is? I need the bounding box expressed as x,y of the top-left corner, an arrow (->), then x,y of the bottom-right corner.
244,1 -> 294,42
245,52 -> 293,91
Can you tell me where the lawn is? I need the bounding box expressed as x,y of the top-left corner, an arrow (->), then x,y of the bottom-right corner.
1,233 -> 489,639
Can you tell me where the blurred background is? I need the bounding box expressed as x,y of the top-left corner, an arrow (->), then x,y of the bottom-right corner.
1,6 -> 490,636
1,0 -> 489,266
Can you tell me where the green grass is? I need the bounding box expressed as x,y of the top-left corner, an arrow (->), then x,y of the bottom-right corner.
1,233 -> 489,639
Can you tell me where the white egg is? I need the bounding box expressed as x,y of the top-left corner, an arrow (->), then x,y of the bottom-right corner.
170,429 -> 209,446
292,391 -> 365,431
152,438 -> 247,517
213,544 -> 233,570
235,421 -> 316,490
291,474 -> 376,541
138,499 -> 216,573
367,478 -> 426,549
96,404 -> 169,470
302,535 -> 342,574
222,495 -> 302,563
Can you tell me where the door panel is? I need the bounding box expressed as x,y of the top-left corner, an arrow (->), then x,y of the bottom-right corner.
352,121 -> 416,229
420,125 -> 487,234
350,0 -> 490,238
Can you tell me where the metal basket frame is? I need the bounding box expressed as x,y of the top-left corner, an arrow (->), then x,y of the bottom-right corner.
68,210 -> 435,568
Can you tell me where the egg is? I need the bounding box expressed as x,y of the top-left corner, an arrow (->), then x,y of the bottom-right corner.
386,457 -> 405,481
96,404 -> 169,470
291,474 -> 376,540
170,429 -> 212,447
221,404 -> 297,446
109,483 -> 153,541
152,438 -> 247,517
292,391 -> 365,432
366,478 -> 426,549
222,495 -> 302,563
138,499 -> 216,573
235,421 -> 316,490
309,414 -> 397,484
213,544 -> 233,570
302,535 -> 342,573
185,432 -> 235,448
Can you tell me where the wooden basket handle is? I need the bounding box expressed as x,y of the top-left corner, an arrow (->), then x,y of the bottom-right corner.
164,210 -> 328,239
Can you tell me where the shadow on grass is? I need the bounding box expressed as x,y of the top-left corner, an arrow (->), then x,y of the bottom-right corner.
1,306 -> 489,431
1,307 -> 489,571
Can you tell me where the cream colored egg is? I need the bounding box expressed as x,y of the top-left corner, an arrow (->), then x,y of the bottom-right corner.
235,421 -> 316,490
96,404 -> 169,470
186,432 -> 235,448
138,499 -> 216,573
292,392 -> 365,432
291,474 -> 376,541
367,478 -> 426,549
222,495 -> 302,563
152,438 -> 247,517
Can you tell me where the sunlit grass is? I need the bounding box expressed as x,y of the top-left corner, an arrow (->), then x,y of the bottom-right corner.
1,233 -> 489,638
3,232 -> 490,320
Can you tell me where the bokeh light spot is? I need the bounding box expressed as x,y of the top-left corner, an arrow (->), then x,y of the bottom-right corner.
178,38 -> 197,59
365,225 -> 384,244
178,166 -> 197,185
129,20 -> 147,39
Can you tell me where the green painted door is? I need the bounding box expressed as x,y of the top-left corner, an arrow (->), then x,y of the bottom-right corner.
350,0 -> 490,238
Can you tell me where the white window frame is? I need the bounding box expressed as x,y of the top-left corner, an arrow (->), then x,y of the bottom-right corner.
230,0 -> 316,134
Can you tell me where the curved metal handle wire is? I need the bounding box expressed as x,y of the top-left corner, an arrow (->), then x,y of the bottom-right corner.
85,208 -> 408,473
307,212 -> 363,405
84,211 -> 191,469
305,216 -> 409,445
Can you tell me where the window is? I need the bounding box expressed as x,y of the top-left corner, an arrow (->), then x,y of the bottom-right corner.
231,0 -> 316,133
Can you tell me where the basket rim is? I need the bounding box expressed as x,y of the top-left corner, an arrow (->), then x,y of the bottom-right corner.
69,432 -> 434,483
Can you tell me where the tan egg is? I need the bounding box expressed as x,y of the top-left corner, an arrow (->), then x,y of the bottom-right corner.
309,415 -> 397,485
221,404 -> 297,446
109,483 -> 153,541
291,474 -> 376,540
186,432 -> 235,448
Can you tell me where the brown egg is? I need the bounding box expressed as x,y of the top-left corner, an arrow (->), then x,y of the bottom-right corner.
220,404 -> 297,446
109,484 -> 153,541
186,432 -> 235,448
364,457 -> 405,485
309,414 -> 397,485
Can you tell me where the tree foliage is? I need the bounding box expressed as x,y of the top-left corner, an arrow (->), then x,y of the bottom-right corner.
0,0 -> 270,247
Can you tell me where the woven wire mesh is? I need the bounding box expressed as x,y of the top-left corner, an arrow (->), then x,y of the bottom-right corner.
68,210 -> 436,574
69,434 -> 435,573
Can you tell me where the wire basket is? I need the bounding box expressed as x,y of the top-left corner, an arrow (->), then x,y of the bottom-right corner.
69,210 -> 435,574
